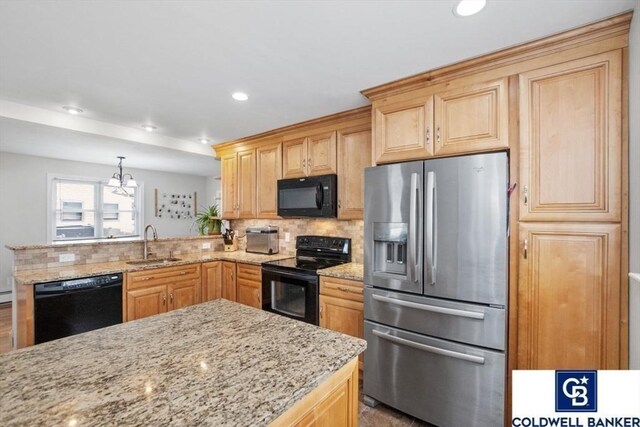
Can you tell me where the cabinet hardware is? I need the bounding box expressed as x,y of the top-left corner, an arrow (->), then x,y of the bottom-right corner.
436,126 -> 441,144
302,159 -> 306,168
141,276 -> 153,281
337,286 -> 359,294
308,158 -> 312,167
338,200 -> 341,209
169,293 -> 174,304
319,305 -> 323,319
523,185 -> 528,206
426,126 -> 430,144
523,239 -> 528,259
180,271 -> 187,275
162,294 -> 166,305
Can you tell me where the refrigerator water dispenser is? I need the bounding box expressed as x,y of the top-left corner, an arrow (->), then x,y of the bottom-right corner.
373,222 -> 407,276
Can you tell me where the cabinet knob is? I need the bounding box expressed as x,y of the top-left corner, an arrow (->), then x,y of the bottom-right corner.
308,157 -> 312,167
426,126 -> 430,144
169,293 -> 174,304
162,294 -> 166,305
436,126 -> 441,144
523,185 -> 528,206
302,159 -> 306,168
338,200 -> 341,209
523,239 -> 528,259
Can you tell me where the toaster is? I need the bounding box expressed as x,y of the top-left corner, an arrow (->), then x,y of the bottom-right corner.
245,226 -> 279,254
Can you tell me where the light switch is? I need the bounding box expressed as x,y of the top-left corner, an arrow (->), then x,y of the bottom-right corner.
285,232 -> 290,242
202,242 -> 211,249
59,253 -> 75,263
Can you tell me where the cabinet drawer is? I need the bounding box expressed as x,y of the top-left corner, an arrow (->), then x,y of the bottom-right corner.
237,263 -> 261,281
127,264 -> 201,290
320,277 -> 363,302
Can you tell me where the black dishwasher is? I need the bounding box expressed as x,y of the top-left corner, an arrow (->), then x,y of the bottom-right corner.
34,273 -> 123,344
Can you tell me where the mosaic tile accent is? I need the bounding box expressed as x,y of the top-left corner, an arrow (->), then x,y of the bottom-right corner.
230,219 -> 364,263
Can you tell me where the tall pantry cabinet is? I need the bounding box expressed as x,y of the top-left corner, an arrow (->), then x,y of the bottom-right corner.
361,12 -> 631,375
516,50 -> 624,369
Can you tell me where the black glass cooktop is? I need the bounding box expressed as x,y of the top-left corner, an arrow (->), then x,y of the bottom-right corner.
262,256 -> 347,273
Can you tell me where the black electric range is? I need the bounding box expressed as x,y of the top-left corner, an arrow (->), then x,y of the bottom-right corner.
261,235 -> 351,325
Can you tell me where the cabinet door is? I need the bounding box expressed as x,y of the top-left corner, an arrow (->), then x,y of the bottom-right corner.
337,127 -> 371,219
237,149 -> 256,219
519,51 -> 622,222
433,78 -> 508,156
202,261 -> 223,302
256,141 -> 282,218
126,285 -> 167,321
221,153 -> 238,219
222,261 -> 237,302
168,280 -> 200,311
282,137 -> 308,178
296,380 -> 351,427
320,294 -> 364,371
373,96 -> 433,164
236,280 -> 262,309
517,223 -> 621,369
307,131 -> 337,176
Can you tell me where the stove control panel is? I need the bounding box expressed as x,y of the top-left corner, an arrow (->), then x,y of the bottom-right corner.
296,235 -> 351,255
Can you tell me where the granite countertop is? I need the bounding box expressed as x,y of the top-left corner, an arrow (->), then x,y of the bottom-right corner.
0,299 -> 366,426
317,262 -> 364,282
14,251 -> 294,285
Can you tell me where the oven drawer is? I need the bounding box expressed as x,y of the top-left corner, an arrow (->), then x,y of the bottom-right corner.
364,321 -> 504,427
364,287 -> 505,350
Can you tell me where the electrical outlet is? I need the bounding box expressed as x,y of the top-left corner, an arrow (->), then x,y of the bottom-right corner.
285,232 -> 290,242
59,253 -> 75,263
202,242 -> 211,249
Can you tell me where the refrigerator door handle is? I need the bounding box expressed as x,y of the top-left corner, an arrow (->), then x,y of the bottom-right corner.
425,171 -> 435,285
371,294 -> 485,320
372,329 -> 486,365
408,172 -> 421,283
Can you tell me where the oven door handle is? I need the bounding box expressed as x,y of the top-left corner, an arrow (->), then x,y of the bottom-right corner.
262,268 -> 318,282
315,182 -> 324,209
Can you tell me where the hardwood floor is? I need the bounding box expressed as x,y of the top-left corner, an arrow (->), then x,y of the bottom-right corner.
0,304 -> 12,353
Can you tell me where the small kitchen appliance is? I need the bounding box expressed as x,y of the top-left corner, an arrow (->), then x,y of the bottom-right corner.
277,174 -> 337,218
246,226 -> 279,254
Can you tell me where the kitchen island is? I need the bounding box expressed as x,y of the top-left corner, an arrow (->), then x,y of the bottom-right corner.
0,299 -> 366,426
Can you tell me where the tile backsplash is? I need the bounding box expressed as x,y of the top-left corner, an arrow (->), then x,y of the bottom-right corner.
230,219 -> 364,263
11,237 -> 224,271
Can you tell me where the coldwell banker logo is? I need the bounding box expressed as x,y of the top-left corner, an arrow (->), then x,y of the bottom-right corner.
555,370 -> 597,412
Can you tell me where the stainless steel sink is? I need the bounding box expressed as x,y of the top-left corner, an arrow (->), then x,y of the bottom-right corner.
126,257 -> 181,265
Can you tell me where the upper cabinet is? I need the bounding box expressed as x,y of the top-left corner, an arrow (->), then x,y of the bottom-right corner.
221,149 -> 256,219
373,96 -> 433,164
519,51 -> 622,222
337,126 -> 371,219
372,78 -> 509,163
256,140 -> 282,219
433,78 -> 508,156
283,131 -> 337,178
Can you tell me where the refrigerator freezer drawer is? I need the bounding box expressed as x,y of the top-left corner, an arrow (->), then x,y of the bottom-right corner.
365,287 -> 506,350
364,321 -> 505,427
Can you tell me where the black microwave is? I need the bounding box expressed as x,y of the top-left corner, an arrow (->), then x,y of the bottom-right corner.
277,174 -> 337,218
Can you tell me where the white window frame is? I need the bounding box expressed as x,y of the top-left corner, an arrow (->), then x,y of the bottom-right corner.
47,173 -> 145,243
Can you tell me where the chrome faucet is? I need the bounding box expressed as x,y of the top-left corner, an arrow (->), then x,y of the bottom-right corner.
143,224 -> 158,260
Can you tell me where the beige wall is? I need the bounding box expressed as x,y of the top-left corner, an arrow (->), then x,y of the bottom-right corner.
0,152 -> 218,300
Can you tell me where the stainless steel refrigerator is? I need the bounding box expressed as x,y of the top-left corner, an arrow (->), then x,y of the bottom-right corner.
363,152 -> 508,427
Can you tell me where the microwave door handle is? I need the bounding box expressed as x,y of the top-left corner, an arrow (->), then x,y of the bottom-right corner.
315,182 -> 323,209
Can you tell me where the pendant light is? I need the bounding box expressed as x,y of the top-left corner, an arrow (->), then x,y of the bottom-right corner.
108,156 -> 137,197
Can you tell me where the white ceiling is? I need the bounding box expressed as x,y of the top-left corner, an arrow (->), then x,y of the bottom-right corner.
0,0 -> 636,175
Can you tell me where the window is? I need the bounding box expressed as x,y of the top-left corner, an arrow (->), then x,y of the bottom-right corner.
49,175 -> 143,242
61,201 -> 83,221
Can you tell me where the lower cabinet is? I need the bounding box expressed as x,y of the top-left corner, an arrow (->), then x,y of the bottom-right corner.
202,261 -> 223,301
236,263 -> 262,309
222,261 -> 237,301
319,276 -> 364,371
125,264 -> 201,321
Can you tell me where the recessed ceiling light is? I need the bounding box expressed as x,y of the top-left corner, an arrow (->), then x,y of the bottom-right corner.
62,106 -> 83,115
454,0 -> 486,17
232,92 -> 249,101
141,124 -> 157,132
199,137 -> 210,144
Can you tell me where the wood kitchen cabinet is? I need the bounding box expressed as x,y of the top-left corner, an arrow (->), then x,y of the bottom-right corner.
236,263 -> 262,309
337,126 -> 371,219
256,140 -> 282,218
319,276 -> 364,371
517,223 -> 621,369
125,264 -> 201,321
202,261 -> 223,301
282,131 -> 337,178
222,261 -> 237,301
518,51 -> 622,222
372,78 -> 508,163
221,149 -> 256,219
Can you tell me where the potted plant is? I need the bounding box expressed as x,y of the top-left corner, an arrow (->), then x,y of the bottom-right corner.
194,205 -> 222,235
